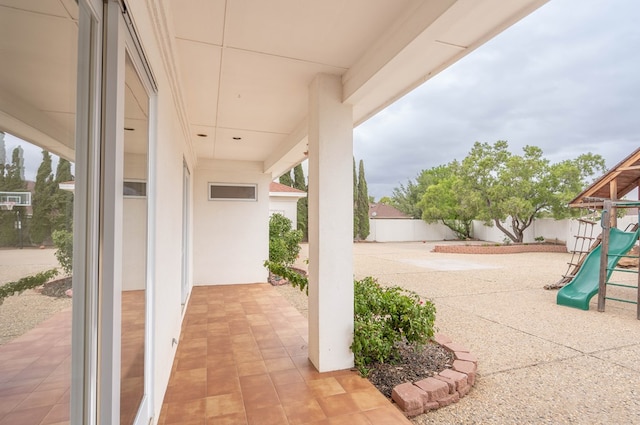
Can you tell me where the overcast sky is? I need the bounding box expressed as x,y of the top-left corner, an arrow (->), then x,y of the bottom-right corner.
354,0 -> 640,200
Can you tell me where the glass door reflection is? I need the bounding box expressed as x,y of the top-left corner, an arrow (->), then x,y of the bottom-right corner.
120,53 -> 149,425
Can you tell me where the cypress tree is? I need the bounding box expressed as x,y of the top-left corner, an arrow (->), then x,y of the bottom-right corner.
279,170 -> 293,187
357,159 -> 370,240
0,148 -> 27,246
4,148 -> 26,191
53,158 -> 74,231
293,164 -> 308,241
31,151 -> 56,244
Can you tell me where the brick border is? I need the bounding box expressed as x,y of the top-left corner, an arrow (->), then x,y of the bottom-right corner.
391,333 -> 478,417
433,244 -> 567,254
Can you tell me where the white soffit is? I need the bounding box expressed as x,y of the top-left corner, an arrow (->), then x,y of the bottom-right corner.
217,48 -> 344,134
0,2 -> 77,158
168,0 -> 225,45
0,0 -> 70,17
214,128 -> 284,162
223,0 -> 422,69
174,39 -> 221,127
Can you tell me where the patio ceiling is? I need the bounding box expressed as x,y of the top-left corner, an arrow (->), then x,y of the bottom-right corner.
0,0 -> 550,174
164,0 -> 549,177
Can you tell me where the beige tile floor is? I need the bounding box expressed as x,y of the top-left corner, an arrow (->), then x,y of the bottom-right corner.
0,309 -> 71,425
158,284 -> 410,425
0,284 -> 409,425
0,290 -> 145,425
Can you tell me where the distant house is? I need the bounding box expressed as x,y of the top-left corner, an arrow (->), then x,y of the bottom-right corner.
269,182 -> 306,228
369,203 -> 410,219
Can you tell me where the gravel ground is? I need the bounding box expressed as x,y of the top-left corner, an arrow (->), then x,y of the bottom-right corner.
0,248 -> 69,345
277,242 -> 640,425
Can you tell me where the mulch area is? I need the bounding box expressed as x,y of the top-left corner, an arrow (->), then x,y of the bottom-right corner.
39,276 -> 72,298
366,340 -> 454,398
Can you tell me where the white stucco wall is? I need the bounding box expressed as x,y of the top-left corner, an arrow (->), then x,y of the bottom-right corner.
193,159 -> 270,285
366,219 -> 457,242
122,153 -> 147,291
122,198 -> 146,290
269,197 -> 299,229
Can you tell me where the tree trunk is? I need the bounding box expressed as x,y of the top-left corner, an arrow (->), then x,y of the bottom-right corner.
494,219 -> 518,243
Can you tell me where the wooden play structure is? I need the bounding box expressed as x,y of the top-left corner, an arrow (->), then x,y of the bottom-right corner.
555,148 -> 640,319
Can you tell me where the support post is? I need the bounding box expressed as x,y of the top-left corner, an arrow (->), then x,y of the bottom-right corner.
598,201 -> 611,312
609,179 -> 618,228
307,73 -> 354,372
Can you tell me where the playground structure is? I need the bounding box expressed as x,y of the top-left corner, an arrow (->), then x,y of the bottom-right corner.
555,148 -> 640,319
557,200 -> 640,319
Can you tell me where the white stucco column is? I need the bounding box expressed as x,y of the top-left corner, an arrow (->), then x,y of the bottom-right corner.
307,73 -> 354,372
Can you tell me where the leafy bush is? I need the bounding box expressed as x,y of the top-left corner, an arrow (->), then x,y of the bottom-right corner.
0,269 -> 58,306
263,260 -> 309,293
351,277 -> 436,375
268,214 -> 302,266
265,213 -> 306,291
52,229 -> 73,275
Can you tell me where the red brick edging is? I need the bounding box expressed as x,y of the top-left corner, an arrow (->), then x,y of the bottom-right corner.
391,334 -> 478,417
433,244 -> 567,254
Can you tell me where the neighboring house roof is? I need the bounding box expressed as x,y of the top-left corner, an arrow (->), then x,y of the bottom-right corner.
569,147 -> 640,208
269,182 -> 307,198
369,203 -> 409,219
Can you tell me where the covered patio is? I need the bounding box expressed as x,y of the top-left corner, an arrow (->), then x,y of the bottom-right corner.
0,1 -> 551,423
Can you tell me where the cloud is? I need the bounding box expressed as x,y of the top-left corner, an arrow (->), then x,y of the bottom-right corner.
355,0 -> 640,200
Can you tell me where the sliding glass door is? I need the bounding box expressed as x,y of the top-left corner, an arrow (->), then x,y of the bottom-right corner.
100,2 -> 155,424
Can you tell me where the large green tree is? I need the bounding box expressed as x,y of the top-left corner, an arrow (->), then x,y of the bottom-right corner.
30,151 -> 57,244
393,141 -> 606,243
417,161 -> 480,239
356,159 -> 370,240
293,164 -> 308,241
461,141 -> 606,242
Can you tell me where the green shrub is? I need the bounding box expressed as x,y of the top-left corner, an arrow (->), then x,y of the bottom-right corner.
0,268 -> 58,306
265,214 -> 306,291
268,213 -> 302,266
351,277 -> 436,375
52,229 -> 73,275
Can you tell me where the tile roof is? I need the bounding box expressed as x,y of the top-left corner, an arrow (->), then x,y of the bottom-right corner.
269,182 -> 307,195
369,203 -> 410,219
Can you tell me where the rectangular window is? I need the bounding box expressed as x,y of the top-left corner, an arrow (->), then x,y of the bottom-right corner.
123,180 -> 147,197
209,183 -> 257,201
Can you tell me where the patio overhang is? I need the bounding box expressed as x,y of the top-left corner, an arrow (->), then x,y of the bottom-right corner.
0,0 -> 551,171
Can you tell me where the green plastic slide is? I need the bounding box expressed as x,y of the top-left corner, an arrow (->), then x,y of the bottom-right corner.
557,227 -> 639,310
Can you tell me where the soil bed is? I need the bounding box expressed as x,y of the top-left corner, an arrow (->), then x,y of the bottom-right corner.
366,340 -> 454,398
40,276 -> 72,298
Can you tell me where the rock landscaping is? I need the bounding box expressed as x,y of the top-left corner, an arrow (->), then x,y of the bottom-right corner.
433,243 -> 567,254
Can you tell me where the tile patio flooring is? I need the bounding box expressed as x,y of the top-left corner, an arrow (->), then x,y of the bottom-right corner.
158,284 -> 410,425
0,309 -> 71,425
0,284 -> 409,424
